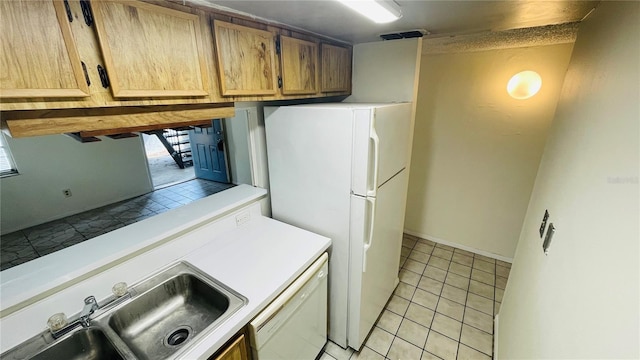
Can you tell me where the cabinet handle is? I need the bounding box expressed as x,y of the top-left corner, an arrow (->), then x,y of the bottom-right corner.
80,0 -> 93,26
63,0 -> 73,22
81,61 -> 90,86
97,65 -> 110,88
278,76 -> 282,89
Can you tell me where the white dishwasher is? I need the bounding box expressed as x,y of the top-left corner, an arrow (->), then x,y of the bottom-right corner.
249,253 -> 328,360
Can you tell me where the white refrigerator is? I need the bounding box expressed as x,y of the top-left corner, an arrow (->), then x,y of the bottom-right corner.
264,103 -> 413,350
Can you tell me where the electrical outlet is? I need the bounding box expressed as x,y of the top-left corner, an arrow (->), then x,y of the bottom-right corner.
235,212 -> 250,226
63,189 -> 72,198
539,209 -> 549,238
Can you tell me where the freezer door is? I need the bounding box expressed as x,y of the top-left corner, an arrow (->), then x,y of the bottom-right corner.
348,169 -> 408,349
352,103 -> 412,197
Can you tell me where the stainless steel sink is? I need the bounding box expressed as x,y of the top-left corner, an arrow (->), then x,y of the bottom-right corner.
2,327 -> 124,360
31,327 -> 124,360
1,262 -> 246,360
107,263 -> 245,359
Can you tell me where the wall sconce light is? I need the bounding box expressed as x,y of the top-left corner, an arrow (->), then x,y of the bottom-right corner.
335,0 -> 402,24
507,70 -> 542,99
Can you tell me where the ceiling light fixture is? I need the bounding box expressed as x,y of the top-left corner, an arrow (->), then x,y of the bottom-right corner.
335,0 -> 402,24
507,70 -> 542,99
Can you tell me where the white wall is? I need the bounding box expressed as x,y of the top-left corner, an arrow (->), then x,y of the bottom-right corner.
1,135 -> 152,234
345,38 -> 422,103
405,43 -> 574,259
225,102 -> 271,217
225,110 -> 253,186
498,2 -> 639,358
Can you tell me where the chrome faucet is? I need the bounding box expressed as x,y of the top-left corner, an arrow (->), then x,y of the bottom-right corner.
48,296 -> 99,339
78,296 -> 99,327
48,283 -> 132,339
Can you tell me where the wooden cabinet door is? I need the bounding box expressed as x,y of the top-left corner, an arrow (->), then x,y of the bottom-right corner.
0,0 -> 89,99
279,36 -> 318,95
92,1 -> 209,98
211,334 -> 249,360
321,43 -> 351,93
213,21 -> 278,96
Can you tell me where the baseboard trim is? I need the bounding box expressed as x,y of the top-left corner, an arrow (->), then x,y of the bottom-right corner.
494,313 -> 500,359
403,229 -> 514,263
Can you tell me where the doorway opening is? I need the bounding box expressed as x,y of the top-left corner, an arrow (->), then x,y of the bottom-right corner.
189,120 -> 230,183
142,129 -> 196,189
142,120 -> 233,189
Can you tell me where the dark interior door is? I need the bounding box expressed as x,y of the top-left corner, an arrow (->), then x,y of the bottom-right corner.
189,119 -> 229,183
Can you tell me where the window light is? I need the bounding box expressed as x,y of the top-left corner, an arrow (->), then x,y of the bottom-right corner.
335,0 -> 402,24
0,133 -> 18,177
507,71 -> 542,99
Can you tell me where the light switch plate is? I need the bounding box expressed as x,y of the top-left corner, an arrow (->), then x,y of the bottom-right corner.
543,223 -> 555,255
539,210 -> 549,238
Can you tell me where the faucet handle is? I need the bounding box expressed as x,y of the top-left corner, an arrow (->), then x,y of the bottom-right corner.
112,282 -> 128,297
47,313 -> 68,332
84,296 -> 97,305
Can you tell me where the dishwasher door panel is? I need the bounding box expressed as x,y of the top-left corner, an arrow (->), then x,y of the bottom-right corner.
249,253 -> 328,360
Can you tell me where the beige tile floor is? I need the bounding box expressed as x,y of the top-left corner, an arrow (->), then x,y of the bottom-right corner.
320,234 -> 511,360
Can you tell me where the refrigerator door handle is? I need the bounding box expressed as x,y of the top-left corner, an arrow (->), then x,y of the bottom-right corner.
367,127 -> 380,197
362,197 -> 376,272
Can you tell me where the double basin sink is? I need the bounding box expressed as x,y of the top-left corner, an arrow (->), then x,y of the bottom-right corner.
3,262 -> 247,360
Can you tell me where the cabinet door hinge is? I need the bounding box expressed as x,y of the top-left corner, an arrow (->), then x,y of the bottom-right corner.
275,35 -> 281,55
278,76 -> 282,88
63,0 -> 73,22
97,65 -> 110,88
81,61 -> 91,86
80,0 -> 93,26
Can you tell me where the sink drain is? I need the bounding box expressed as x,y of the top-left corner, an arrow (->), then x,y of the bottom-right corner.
165,326 -> 192,347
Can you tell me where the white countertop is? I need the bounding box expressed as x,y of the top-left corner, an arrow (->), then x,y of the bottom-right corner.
180,214 -> 331,358
0,186 -> 331,358
1,185 -> 270,313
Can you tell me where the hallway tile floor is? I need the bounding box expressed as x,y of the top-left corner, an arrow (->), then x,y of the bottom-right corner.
0,179 -> 234,271
320,233 -> 511,360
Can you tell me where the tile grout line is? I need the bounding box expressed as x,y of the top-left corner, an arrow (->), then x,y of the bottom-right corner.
20,229 -> 41,259
422,242 -> 438,353
456,254 -> 475,359
459,253 -> 497,358
417,242 -> 440,356
492,259 -> 498,359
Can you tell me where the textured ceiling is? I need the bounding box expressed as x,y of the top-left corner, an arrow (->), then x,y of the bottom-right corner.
423,22 -> 581,54
190,0 -> 599,44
